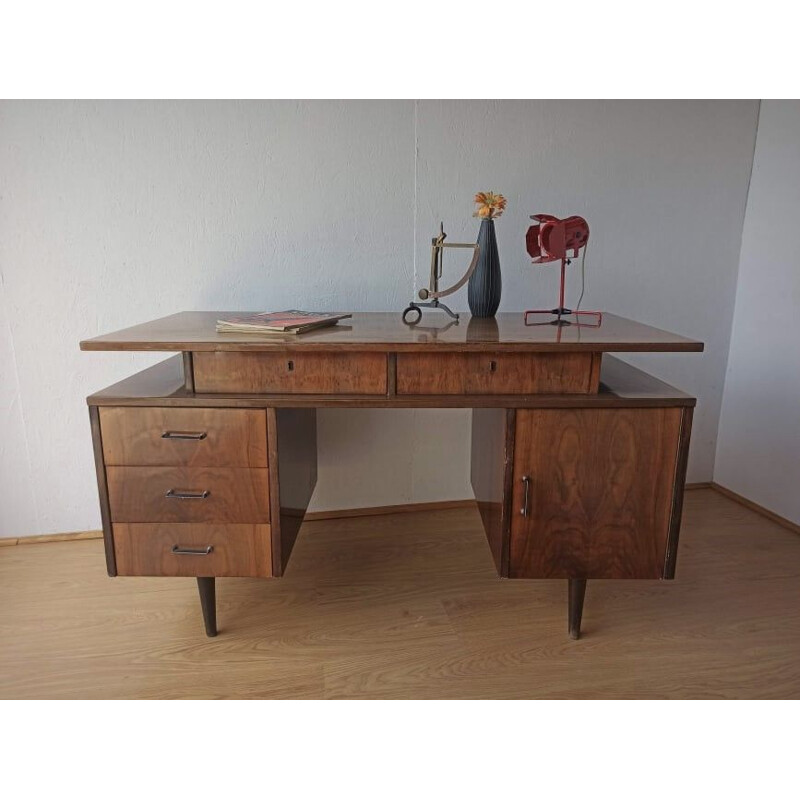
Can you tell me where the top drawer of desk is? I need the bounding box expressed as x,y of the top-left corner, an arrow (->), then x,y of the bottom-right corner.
99,407 -> 267,467
396,352 -> 599,395
192,351 -> 388,395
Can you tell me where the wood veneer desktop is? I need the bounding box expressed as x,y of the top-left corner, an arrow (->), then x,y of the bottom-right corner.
81,312 -> 702,639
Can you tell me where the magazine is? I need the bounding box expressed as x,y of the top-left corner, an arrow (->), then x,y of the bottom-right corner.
216,310 -> 351,334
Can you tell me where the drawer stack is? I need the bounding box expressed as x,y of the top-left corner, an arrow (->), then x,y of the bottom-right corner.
99,407 -> 272,578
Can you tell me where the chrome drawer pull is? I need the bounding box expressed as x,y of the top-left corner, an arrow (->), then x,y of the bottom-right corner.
161,431 -> 207,440
165,489 -> 210,500
172,545 -> 213,556
520,475 -> 531,516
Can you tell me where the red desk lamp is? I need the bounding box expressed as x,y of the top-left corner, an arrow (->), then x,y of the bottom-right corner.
523,214 -> 602,327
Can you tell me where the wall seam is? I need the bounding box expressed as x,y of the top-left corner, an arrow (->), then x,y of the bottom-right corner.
710,99 -> 762,482
410,99 -> 419,500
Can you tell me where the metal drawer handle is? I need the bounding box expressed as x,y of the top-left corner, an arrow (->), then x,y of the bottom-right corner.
520,475 -> 531,516
172,545 -> 213,556
165,489 -> 210,500
161,431 -> 207,440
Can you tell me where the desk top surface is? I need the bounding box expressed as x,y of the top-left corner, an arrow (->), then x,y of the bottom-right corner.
80,311 -> 704,353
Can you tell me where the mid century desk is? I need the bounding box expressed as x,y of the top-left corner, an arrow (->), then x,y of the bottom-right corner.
81,312 -> 703,639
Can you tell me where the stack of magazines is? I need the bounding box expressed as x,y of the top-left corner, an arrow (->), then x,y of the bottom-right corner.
216,310 -> 352,335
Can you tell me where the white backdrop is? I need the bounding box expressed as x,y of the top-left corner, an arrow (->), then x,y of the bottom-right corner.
0,100 -> 759,537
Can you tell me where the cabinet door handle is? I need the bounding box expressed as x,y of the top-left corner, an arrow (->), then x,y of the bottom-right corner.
161,431 -> 207,440
520,475 -> 531,516
172,545 -> 213,556
165,489 -> 210,500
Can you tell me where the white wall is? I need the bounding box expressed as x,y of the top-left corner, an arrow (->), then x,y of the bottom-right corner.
715,101 -> 800,525
0,100 -> 758,537
416,100 -> 759,483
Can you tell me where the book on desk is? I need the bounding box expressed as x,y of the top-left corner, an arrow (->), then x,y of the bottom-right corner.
216,310 -> 352,335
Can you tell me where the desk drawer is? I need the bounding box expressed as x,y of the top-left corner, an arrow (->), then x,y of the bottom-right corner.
107,466 -> 270,523
396,352 -> 599,395
99,407 -> 267,467
113,523 -> 272,577
193,351 -> 388,394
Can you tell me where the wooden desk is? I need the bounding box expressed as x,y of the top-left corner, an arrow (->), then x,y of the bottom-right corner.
81,312 -> 702,639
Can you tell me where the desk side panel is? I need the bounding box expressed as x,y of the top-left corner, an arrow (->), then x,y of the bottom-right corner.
268,407 -> 318,576
88,406 -> 116,576
471,408 -> 514,576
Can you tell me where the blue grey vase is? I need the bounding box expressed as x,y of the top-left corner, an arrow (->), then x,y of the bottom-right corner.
468,218 -> 502,317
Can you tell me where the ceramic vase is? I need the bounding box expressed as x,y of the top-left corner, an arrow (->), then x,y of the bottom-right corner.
468,218 -> 501,317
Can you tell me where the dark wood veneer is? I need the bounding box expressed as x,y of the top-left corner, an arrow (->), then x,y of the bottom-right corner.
89,406 -> 116,577
509,407 -> 682,579
107,466 -> 270,524
82,311 -> 701,640
99,407 -> 268,467
193,351 -> 388,394
113,523 -> 272,578
80,311 -> 705,353
86,354 -> 695,410
397,352 -> 599,395
664,407 -> 694,579
470,408 -> 513,575
268,407 -> 318,576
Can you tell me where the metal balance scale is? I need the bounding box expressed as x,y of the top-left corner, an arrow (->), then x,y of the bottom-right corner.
402,222 -> 480,324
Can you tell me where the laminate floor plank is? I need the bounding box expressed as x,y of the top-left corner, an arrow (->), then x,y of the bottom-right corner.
1,489 -> 798,699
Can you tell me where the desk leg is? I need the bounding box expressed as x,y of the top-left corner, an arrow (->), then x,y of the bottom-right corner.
197,577 -> 217,637
568,579 -> 587,640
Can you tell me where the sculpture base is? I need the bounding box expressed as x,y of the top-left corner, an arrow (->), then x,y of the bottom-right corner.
524,308 -> 603,327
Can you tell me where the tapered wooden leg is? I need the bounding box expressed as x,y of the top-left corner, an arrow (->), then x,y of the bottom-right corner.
568,578 -> 587,640
196,577 -> 217,637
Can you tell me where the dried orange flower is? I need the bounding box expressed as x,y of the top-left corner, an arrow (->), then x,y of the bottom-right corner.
473,191 -> 507,220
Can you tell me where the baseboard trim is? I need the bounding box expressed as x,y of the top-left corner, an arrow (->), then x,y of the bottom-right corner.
304,499 -> 477,521
5,484 -> 797,545
710,482 -> 800,536
2,530 -> 104,547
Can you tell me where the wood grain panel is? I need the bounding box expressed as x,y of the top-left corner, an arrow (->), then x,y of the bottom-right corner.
510,408 -> 682,579
87,354 -> 696,410
396,352 -> 597,394
89,405 -> 116,576
80,311 -> 705,353
470,408 -> 513,575
99,407 -> 267,467
193,351 -> 387,394
113,523 -> 272,577
664,407 -> 693,579
107,467 -> 270,523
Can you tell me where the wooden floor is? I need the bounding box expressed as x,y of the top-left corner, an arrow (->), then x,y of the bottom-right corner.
2,488 -> 799,699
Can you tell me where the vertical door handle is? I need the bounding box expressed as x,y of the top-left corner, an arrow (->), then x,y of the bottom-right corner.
520,475 -> 531,516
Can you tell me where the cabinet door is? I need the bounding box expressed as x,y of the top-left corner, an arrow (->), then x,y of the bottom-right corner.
510,408 -> 683,579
